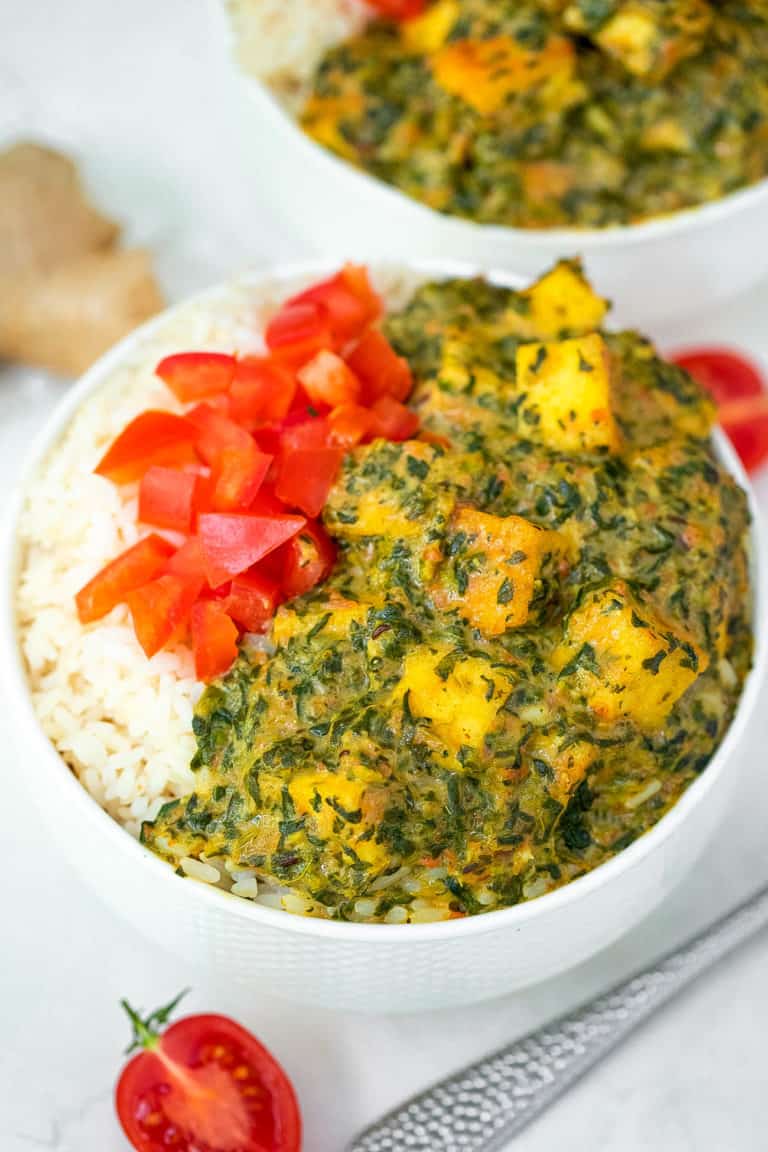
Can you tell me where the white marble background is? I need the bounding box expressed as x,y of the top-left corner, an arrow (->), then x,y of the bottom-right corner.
2,2 -> 768,1150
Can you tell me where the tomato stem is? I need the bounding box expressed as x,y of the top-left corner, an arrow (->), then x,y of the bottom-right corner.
120,988 -> 189,1054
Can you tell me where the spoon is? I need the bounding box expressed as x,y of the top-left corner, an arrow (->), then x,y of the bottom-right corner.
348,882 -> 768,1151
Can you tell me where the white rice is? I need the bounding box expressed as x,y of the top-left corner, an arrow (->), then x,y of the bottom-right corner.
226,0 -> 370,105
16,266 -> 434,918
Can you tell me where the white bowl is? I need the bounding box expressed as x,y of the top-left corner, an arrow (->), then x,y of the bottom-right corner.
2,262 -> 766,1014
216,0 -> 768,335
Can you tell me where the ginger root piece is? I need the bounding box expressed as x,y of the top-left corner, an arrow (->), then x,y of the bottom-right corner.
0,248 -> 164,377
0,142 -> 119,279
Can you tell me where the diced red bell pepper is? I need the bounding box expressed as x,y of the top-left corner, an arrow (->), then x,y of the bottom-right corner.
280,521 -> 337,598
367,0 -> 426,18
287,264 -> 382,345
211,441 -> 272,512
328,403 -> 375,448
279,415 -> 331,453
127,567 -> 206,657
138,467 -> 207,533
75,535 -> 175,624
298,349 -> 361,409
229,358 -> 297,427
265,302 -> 334,367
224,569 -> 280,633
166,535 -> 208,581
247,481 -> 287,517
155,352 -> 235,402
346,329 -> 413,404
186,403 -> 254,467
95,412 -> 198,484
275,448 -> 343,518
369,395 -> 419,441
198,512 -> 306,588
190,600 -> 240,680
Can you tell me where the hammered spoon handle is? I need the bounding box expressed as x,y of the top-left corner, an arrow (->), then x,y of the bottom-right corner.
348,883 -> 768,1152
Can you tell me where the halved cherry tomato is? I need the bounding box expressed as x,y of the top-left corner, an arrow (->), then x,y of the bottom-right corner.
328,403 -> 374,448
275,448 -> 343,518
287,264 -> 381,345
156,352 -> 235,403
187,404 -> 254,467
671,346 -> 768,472
229,358 -> 296,427
369,395 -> 419,441
346,328 -> 412,403
198,513 -> 306,588
265,301 -> 333,367
280,521 -> 337,598
298,349 -> 361,408
190,600 -> 239,680
211,442 -> 272,512
75,535 -> 175,624
116,993 -> 301,1152
95,412 -> 198,484
127,568 -> 206,657
367,0 -> 426,18
138,467 -> 206,533
225,569 -> 280,632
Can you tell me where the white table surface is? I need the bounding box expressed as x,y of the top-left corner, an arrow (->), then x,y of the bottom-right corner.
3,3 -> 768,1149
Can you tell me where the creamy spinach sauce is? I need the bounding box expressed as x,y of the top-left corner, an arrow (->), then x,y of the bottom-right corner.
300,0 -> 768,228
144,264 -> 751,922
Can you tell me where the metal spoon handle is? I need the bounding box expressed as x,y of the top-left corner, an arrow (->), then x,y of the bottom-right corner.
348,884 -> 768,1152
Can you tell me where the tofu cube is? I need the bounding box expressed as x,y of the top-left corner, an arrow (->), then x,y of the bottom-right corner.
515,332 -> 621,454
432,34 -> 576,116
552,580 -> 708,728
595,0 -> 711,79
289,766 -> 387,867
395,647 -> 505,752
433,508 -> 565,635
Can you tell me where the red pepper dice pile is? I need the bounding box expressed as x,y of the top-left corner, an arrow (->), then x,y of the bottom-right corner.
76,265 -> 418,680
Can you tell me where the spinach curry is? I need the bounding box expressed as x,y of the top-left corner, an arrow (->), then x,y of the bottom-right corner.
300,0 -> 768,228
145,263 -> 751,923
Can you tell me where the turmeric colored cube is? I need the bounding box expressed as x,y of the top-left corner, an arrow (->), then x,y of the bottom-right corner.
594,0 -> 711,80
432,35 -> 576,116
433,508 -> 565,636
552,580 -> 708,728
401,0 -> 460,53
394,647 -> 505,752
515,332 -> 621,454
272,595 -> 369,646
525,731 -> 596,805
289,765 -> 388,867
523,261 -> 609,338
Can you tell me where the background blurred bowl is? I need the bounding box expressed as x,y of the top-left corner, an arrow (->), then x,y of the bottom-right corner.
2,261 -> 766,1014
217,0 -> 768,337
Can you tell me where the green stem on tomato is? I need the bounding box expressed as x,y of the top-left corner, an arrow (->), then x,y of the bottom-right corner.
121,988 -> 189,1054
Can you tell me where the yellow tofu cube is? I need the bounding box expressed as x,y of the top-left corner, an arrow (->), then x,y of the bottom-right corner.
525,731 -> 595,805
272,596 -> 368,646
394,647 -> 505,752
432,35 -> 575,116
523,261 -> 609,338
402,0 -> 459,53
289,766 -> 387,866
595,1 -> 711,79
433,508 -> 565,635
552,580 -> 708,728
515,332 -> 621,454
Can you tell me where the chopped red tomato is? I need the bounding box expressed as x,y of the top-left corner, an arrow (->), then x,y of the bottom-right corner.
671,346 -> 768,472
116,992 -> 301,1152
75,535 -> 175,624
287,264 -> 381,344
127,569 -> 205,657
225,569 -> 280,632
95,412 -> 197,484
367,0 -> 426,19
138,467 -> 205,533
211,441 -> 272,512
369,394 -> 419,441
328,403 -> 374,448
190,601 -> 239,680
187,403 -> 254,467
298,349 -> 361,409
346,329 -> 413,404
198,512 -> 305,588
229,358 -> 296,426
275,448 -> 343,518
156,352 -> 235,403
280,521 -> 336,598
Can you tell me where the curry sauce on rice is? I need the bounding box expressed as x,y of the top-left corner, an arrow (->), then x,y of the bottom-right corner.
17,264 -> 752,922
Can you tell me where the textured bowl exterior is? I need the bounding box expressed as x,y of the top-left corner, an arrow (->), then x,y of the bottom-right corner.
234,78 -> 768,333
2,264 -> 765,1014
